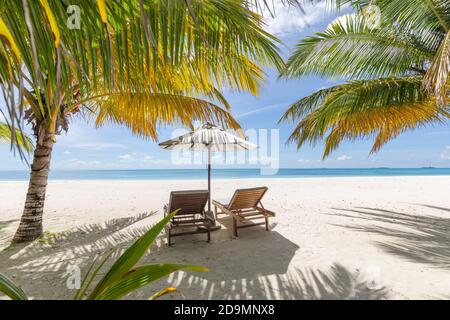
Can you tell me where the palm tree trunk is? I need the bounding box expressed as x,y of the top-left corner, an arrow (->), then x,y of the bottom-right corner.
12,131 -> 55,243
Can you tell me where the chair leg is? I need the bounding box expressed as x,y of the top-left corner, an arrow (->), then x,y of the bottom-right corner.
207,230 -> 211,243
231,218 -> 236,239
167,228 -> 172,246
265,217 -> 269,231
214,206 -> 218,220
233,218 -> 238,237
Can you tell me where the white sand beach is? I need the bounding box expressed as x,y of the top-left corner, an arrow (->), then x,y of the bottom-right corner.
1,176 -> 450,300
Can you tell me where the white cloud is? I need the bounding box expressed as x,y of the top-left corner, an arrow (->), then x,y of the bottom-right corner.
337,155 -> 352,161
117,153 -> 167,165
439,146 -> 450,160
141,155 -> 166,164
236,103 -> 286,119
55,154 -> 169,169
61,158 -> 103,168
297,158 -> 311,163
119,154 -> 134,161
63,151 -> 71,155
262,1 -> 331,35
70,143 -> 126,150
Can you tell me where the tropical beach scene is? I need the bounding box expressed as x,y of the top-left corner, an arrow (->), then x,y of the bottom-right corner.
0,0 -> 450,303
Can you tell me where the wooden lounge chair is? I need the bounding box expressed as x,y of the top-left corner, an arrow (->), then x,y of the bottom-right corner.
164,190 -> 214,246
212,187 -> 275,237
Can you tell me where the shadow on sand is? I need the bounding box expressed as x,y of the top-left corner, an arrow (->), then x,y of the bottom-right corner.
329,205 -> 450,270
0,213 -> 390,300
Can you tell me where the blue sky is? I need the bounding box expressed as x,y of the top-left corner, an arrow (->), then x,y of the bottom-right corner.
1,3 -> 450,171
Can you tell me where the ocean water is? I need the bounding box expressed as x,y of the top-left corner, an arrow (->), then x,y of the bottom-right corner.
0,168 -> 450,181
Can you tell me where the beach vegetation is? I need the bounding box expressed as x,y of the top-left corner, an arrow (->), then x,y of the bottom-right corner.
0,211 -> 208,300
0,0 -> 283,243
280,0 -> 450,158
0,122 -> 33,154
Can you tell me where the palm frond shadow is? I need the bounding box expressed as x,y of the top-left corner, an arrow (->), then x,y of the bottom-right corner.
0,219 -> 18,235
0,212 -> 392,300
0,212 -> 160,299
0,219 -> 19,245
417,204 -> 450,213
329,205 -> 450,269
129,220 -> 390,300
141,263 -> 390,300
47,212 -> 156,246
0,219 -> 19,229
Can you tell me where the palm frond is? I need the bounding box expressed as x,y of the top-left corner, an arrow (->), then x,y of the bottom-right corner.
0,16 -> 20,61
85,210 -> 205,300
281,77 -> 449,158
0,272 -> 28,300
94,264 -> 208,300
423,29 -> 450,105
0,0 -> 284,153
282,14 -> 432,80
148,287 -> 177,300
1,212 -> 207,300
282,0 -> 450,157
0,121 -> 33,153
90,92 -> 240,140
378,0 -> 449,34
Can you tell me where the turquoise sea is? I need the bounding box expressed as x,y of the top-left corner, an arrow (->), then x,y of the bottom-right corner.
0,168 -> 450,181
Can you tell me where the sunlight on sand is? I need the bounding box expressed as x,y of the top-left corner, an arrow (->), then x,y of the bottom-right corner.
1,176 -> 450,300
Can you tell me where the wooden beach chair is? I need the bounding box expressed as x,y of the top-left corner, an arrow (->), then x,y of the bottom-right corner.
212,187 -> 275,237
164,190 -> 214,246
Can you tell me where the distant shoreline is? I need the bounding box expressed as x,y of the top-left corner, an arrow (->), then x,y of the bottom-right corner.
1,168 -> 450,181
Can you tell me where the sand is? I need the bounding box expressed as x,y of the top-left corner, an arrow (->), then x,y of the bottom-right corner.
1,176 -> 449,300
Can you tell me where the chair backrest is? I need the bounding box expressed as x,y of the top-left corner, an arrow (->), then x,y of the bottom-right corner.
228,187 -> 268,210
168,190 -> 209,216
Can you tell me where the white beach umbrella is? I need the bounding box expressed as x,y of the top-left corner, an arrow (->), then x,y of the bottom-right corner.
159,123 -> 257,211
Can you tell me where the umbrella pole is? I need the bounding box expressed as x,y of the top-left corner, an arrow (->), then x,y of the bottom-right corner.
208,147 -> 211,212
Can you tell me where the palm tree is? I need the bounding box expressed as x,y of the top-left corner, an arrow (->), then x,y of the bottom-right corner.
0,0 -> 283,243
280,0 -> 450,158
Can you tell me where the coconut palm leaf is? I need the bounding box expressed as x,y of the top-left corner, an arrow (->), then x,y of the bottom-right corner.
86,211 -> 179,299
282,1 -> 450,157
93,264 -> 208,300
148,287 -> 178,300
0,0 -> 285,243
1,0 -> 284,148
90,93 -> 240,139
282,14 -> 432,80
332,0 -> 449,33
373,0 -> 450,103
377,0 -> 449,34
78,210 -> 208,300
1,213 -> 207,300
282,77 -> 450,158
424,30 -> 450,105
0,272 -> 28,300
0,121 -> 33,153
0,16 -> 20,61
84,210 -> 208,300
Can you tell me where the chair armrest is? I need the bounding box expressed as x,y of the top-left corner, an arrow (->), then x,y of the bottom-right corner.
256,206 -> 275,217
205,210 -> 215,223
163,203 -> 169,216
212,200 -> 227,211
